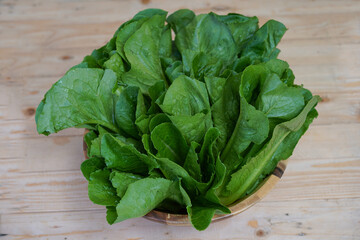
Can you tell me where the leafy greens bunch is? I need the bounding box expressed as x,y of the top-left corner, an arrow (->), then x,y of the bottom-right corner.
35,9 -> 319,230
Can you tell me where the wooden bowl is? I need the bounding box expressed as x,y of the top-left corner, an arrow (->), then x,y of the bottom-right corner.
83,131 -> 287,226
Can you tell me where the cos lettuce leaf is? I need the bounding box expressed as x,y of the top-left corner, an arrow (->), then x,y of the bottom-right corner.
36,69 -> 118,135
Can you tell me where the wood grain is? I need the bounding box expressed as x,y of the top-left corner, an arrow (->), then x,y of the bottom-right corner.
1,0 -> 360,239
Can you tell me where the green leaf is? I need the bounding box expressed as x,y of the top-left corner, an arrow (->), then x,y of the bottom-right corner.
36,69 -> 118,135
168,112 -> 212,144
101,133 -> 155,174
159,25 -> 172,59
167,9 -> 195,34
199,128 -> 220,181
215,13 -> 259,51
157,179 -> 191,212
88,169 -> 119,206
187,155 -> 229,230
241,20 -> 287,62
106,206 -> 117,224
187,203 -> 217,231
116,9 -> 167,62
133,8 -> 167,20
239,63 -> 304,121
81,157 -> 105,181
149,113 -> 171,132
183,142 -> 202,182
116,19 -> 147,62
159,75 -> 212,143
134,92 -> 151,134
84,130 -> 97,157
114,86 -> 140,139
148,81 -> 166,102
156,157 -> 198,196
160,75 -> 210,116
110,171 -> 143,198
88,126 -> 109,157
188,197 -> 230,231
239,64 -> 268,103
141,134 -> 157,157
135,87 -> 149,119
211,71 -> 241,150
264,59 -> 294,86
174,13 -> 237,74
148,168 -> 164,179
134,115 -> 150,135
82,45 -> 111,68
221,97 -> 269,171
121,15 -> 167,94
204,76 -> 226,104
103,53 -> 125,79
262,109 -> 318,177
151,122 -> 188,165
191,52 -> 223,80
165,60 -> 184,83
88,138 -> 101,157
205,156 -> 227,203
255,74 -> 305,120
221,96 -> 320,205
114,178 -> 175,222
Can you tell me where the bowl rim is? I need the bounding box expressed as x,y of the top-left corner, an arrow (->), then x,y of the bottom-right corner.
82,130 -> 287,226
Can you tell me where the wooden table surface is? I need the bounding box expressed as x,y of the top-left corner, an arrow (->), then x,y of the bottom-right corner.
1,0 -> 360,239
